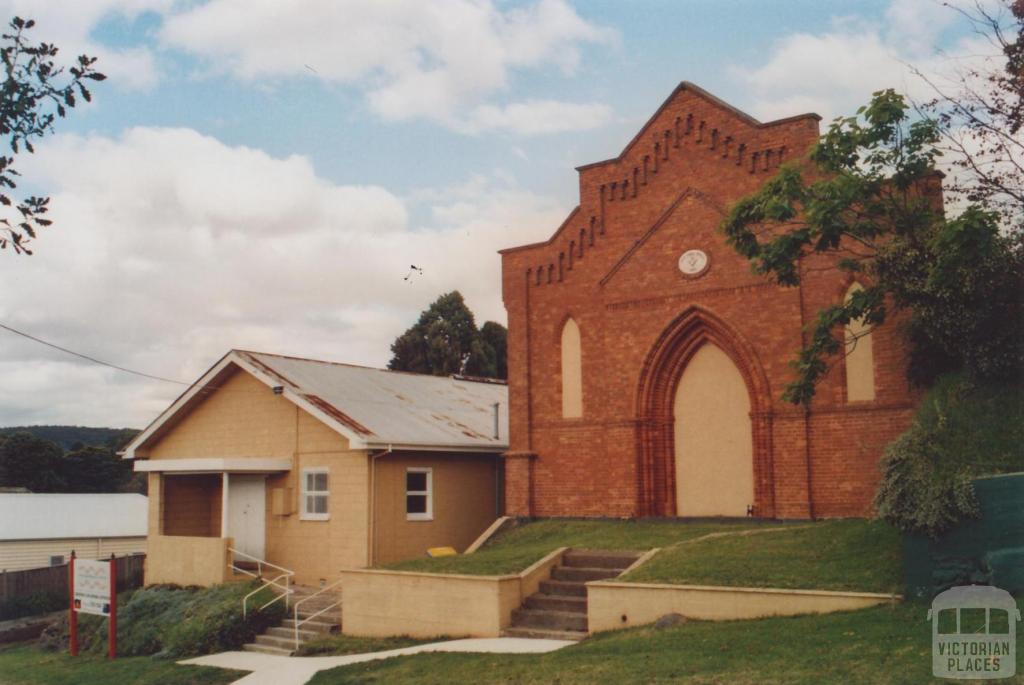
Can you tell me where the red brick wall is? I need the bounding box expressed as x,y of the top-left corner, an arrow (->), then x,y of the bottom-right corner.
499,82 -> 921,519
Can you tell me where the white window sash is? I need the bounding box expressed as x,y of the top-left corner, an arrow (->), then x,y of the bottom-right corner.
405,467 -> 433,521
300,467 -> 330,521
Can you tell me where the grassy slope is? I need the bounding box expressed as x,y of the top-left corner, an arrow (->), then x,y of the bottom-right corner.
382,519 -> 768,575
625,519 -> 903,593
308,600 -> 1024,685
0,644 -> 241,685
296,634 -> 436,657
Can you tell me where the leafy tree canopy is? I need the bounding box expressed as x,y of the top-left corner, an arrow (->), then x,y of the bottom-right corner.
721,89 -> 1023,405
0,429 -> 139,493
0,16 -> 104,254
0,431 -> 64,491
388,291 -> 508,379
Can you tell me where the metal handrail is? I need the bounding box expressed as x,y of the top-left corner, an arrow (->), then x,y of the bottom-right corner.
229,547 -> 293,580
242,572 -> 293,619
292,578 -> 343,650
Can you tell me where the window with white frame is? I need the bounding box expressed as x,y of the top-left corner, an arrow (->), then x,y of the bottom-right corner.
300,468 -> 329,520
405,468 -> 433,521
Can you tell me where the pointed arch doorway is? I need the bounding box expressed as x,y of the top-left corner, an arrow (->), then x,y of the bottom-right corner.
673,343 -> 753,516
636,307 -> 774,517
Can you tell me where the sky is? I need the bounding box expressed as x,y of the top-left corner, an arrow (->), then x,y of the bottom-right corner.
0,0 -> 1003,428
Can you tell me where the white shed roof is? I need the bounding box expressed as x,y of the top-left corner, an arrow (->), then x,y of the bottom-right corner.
0,493 -> 148,541
123,350 -> 509,458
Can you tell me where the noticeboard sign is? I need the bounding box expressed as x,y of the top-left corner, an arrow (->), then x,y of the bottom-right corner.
73,559 -> 111,617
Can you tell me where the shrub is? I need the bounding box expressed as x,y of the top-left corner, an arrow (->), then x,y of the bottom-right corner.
0,591 -> 65,621
39,581 -> 285,659
875,373 -> 1024,537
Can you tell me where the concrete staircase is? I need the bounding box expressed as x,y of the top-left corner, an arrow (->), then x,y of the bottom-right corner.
502,549 -> 641,641
242,588 -> 341,656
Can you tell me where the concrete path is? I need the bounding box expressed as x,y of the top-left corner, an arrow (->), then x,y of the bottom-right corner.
180,637 -> 575,685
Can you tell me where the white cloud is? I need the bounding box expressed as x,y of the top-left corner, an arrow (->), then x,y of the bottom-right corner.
0,128 -> 562,426
729,0 -> 996,123
0,0 -> 170,90
159,0 -> 617,132
457,100 -> 614,136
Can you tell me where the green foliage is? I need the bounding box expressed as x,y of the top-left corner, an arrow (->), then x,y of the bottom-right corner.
0,425 -> 140,452
0,17 -> 104,254
60,446 -> 132,493
0,429 -> 138,493
478,321 -> 508,380
0,591 -> 65,621
874,374 -> 1024,537
721,89 -> 1023,404
49,583 -> 285,659
388,291 -> 507,379
0,431 -> 64,491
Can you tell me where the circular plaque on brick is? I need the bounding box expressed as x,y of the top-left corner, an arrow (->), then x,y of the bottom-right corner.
678,249 -> 709,277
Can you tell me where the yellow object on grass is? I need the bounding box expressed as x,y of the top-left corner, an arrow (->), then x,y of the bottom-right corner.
427,546 -> 457,558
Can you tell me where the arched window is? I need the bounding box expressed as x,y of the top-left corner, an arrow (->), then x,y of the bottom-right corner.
561,318 -> 583,418
844,283 -> 876,401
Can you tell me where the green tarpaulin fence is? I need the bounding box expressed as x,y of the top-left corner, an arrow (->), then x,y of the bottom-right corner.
904,473 -> 1024,600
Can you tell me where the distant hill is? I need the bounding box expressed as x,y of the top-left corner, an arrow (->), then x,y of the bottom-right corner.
0,425 -> 141,452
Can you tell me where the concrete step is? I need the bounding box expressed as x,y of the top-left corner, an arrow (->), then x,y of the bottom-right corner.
551,566 -> 621,583
562,550 -> 641,570
282,618 -> 338,634
511,608 -> 587,632
255,634 -> 303,651
524,594 -> 587,613
295,609 -> 341,623
502,626 -> 587,641
266,626 -> 320,642
292,595 -> 341,608
539,579 -> 587,597
242,642 -> 293,656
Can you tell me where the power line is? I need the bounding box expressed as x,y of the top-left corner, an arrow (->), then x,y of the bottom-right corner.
0,322 -> 189,385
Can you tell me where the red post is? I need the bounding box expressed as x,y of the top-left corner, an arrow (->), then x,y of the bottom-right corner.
108,554 -> 117,660
68,550 -> 78,657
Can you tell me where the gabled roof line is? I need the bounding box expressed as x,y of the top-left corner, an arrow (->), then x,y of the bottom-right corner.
575,81 -> 821,172
234,348 -> 507,386
120,351 -> 374,459
498,205 -> 580,255
121,350 -> 509,460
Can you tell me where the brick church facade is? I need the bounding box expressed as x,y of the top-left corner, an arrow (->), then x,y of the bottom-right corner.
499,82 -> 923,520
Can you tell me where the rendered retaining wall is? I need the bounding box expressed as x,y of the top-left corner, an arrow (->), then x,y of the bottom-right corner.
339,548 -> 565,638
144,535 -> 231,587
587,581 -> 901,633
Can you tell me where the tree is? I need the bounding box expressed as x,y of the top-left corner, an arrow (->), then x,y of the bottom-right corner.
721,89 -> 1023,405
914,1 -> 1022,227
0,16 -> 104,254
0,431 -> 65,491
61,446 -> 132,493
388,291 -> 508,379
480,321 -> 508,379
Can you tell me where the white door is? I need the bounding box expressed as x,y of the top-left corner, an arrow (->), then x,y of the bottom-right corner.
227,475 -> 266,560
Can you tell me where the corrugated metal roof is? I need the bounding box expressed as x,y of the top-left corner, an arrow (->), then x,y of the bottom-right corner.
0,494 -> 148,541
237,351 -> 508,451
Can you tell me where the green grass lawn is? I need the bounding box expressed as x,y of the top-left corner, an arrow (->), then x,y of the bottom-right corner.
624,519 -> 903,594
296,634 -> 437,657
307,599 -> 1024,685
0,643 -> 243,685
382,518 -> 770,575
